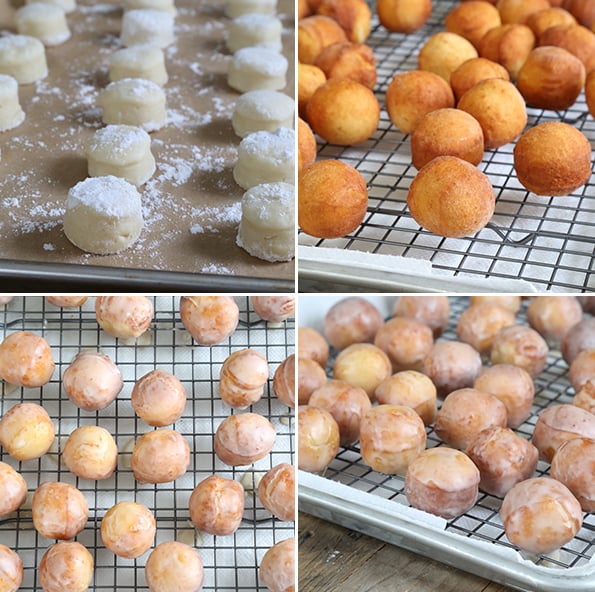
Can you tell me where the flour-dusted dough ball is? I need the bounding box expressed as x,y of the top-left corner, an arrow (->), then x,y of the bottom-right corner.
233,128 -> 294,190
95,295 -> 154,339
228,47 -> 288,92
86,125 -> 155,186
258,463 -> 295,522
15,3 -> 70,46
101,501 -> 156,559
39,542 -> 93,592
0,35 -> 47,84
131,429 -> 190,484
0,75 -> 25,131
121,9 -> 175,48
64,176 -> 143,255
232,90 -> 294,138
26,0 -> 75,14
124,0 -> 176,13
227,13 -> 282,52
62,425 -> 118,480
109,45 -> 168,86
0,544 -> 22,592
145,542 -> 204,592
0,461 -> 27,517
0,403 -> 55,461
219,348 -> 269,409
100,78 -> 166,132
224,0 -> 276,17
259,537 -> 295,592
180,296 -> 239,345
131,369 -> 187,426
236,182 -> 295,262
0,330 -> 55,387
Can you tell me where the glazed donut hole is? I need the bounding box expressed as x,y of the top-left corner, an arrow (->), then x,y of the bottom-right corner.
131,429 -> 190,484
490,325 -> 549,379
0,544 -> 23,592
297,357 -> 327,405
0,331 -> 55,388
131,369 -> 187,427
218,348 -> 269,410
259,537 -> 295,592
0,461 -> 27,517
298,405 -> 340,474
568,349 -> 595,392
179,296 -> 239,345
145,542 -> 204,592
456,303 -> 516,356
573,377 -> 595,414
45,296 -> 88,308
62,425 -> 118,480
578,295 -> 595,315
251,296 -> 295,323
273,354 -> 295,408
257,463 -> 295,522
526,296 -> 583,343
468,295 -> 521,314
392,295 -> 450,338
95,295 -> 154,339
0,402 -> 55,461
562,317 -> 595,365
297,327 -> 329,368
39,542 -> 94,592
101,501 -> 156,558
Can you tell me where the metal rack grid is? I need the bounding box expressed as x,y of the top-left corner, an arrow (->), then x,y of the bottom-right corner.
298,1 -> 595,293
0,296 -> 294,591
298,296 -> 595,590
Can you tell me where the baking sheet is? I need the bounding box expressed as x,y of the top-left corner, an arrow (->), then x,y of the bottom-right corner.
0,0 -> 294,289
0,295 -> 295,590
298,0 -> 595,293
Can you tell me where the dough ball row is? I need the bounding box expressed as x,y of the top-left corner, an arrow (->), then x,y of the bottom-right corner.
298,294 -> 595,556
0,296 -> 295,592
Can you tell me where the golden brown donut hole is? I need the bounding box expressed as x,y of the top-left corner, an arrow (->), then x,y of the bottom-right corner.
298,117 -> 317,173
298,15 -> 348,64
478,24 -> 535,80
563,0 -> 595,27
313,41 -> 377,89
418,32 -> 478,82
569,349 -> 595,392
297,63 -> 326,118
525,7 -> 577,37
497,0 -> 550,24
450,57 -> 510,102
469,295 -> 521,313
316,0 -> 372,43
445,1 -> 502,48
45,296 -> 88,308
376,0 -> 432,33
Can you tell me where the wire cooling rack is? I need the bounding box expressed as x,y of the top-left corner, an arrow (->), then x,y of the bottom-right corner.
0,296 -> 294,591
298,296 -> 595,591
298,1 -> 595,293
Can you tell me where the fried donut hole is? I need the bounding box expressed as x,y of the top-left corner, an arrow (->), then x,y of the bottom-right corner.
145,541 -> 204,592
466,426 -> 538,497
297,357 -> 327,405
214,413 -> 276,466
526,295 -> 583,343
180,296 -> 239,345
219,349 -> 269,410
404,447 -> 480,519
456,303 -> 516,355
569,349 -> 595,392
573,378 -> 595,414
189,475 -> 244,536
478,24 -> 535,81
62,425 -> 118,480
0,402 -> 55,461
376,0 -> 431,33
45,296 -> 88,308
418,32 -> 478,82
360,405 -> 426,475
32,482 -> 89,540
392,295 -> 450,338
0,544 -> 23,592
298,405 -> 340,474
251,296 -> 295,323
0,331 -> 55,387
323,296 -> 384,350
39,542 -> 93,592
95,295 -> 154,339
450,57 -> 510,102
562,317 -> 595,364
297,327 -> 329,368
101,501 -> 156,558
0,461 -> 27,517
131,369 -> 187,427
259,537 -> 295,592
62,351 -> 123,411
445,1 -> 502,48
273,354 -> 295,408
490,325 -> 549,378
500,477 -> 583,554
131,429 -> 190,484
258,463 -> 296,522
469,295 -> 521,313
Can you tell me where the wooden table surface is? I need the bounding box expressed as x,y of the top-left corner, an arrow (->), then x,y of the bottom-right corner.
298,512 -> 518,592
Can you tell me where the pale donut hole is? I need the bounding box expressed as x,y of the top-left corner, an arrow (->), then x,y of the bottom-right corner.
109,45 -> 168,86
219,348 -> 269,409
15,3 -> 70,46
257,463 -> 295,522
232,90 -> 294,139
323,296 -> 383,350
26,0 -> 75,14
0,34 -> 47,84
0,74 -> 25,131
0,330 -> 55,387
224,0 -> 277,18
131,429 -> 190,484
0,403 -> 55,461
227,13 -> 282,53
273,354 -> 295,408
0,544 -> 23,592
228,47 -> 287,92
62,425 -> 118,480
101,501 -> 156,558
297,405 -> 339,474
39,542 -> 93,592
131,369 -> 187,426
95,295 -> 154,339
180,296 -> 239,345
0,461 -> 27,517
121,9 -> 175,48
145,542 -> 204,592
258,537 -> 295,592
251,296 -> 295,323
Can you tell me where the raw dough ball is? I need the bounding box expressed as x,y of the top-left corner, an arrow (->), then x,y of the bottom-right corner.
490,325 -> 548,378
298,118 -> 316,172
228,47 -> 287,92
39,542 -> 93,592
86,125 -> 155,186
456,303 -> 516,354
32,482 -> 89,540
236,182 -> 295,262
374,370 -> 437,426
95,295 -> 153,338
306,78 -> 379,145
407,156 -> 495,238
393,295 -> 450,338
514,122 -> 591,196
376,0 -> 431,33
298,159 -> 368,239
259,537 -> 294,592
551,437 -> 595,511
0,74 -> 25,131
308,379 -> 372,446
421,340 -> 482,398
569,349 -> 595,392
100,78 -> 166,132
64,176 -> 143,255
474,364 -> 534,428
411,108 -> 484,170
124,0 -> 176,13
562,317 -> 595,364
298,405 -> 340,473
273,354 -> 295,408
45,296 -> 88,307
233,128 -> 294,189
232,90 -> 294,138
374,317 -> 434,371
0,545 -> 22,592
297,62 -> 326,117
478,24 -> 535,80
500,477 -> 582,554
109,45 -> 168,86
458,78 -> 527,149
62,425 -> 118,480
227,13 -> 282,52
131,429 -> 190,484
15,3 -> 70,46
189,475 -> 244,536
0,35 -> 47,84
214,413 -> 276,466
298,327 -> 329,368
180,296 -> 239,345
469,295 -> 521,313
121,9 -> 175,48
317,0 -> 372,43
0,461 -> 27,517
0,403 -> 54,461
450,57 -> 510,102
145,542 -> 204,592
313,41 -> 377,89
251,296 -> 295,322
418,32 -> 478,82
258,463 -> 295,521
526,296 -> 583,342
466,426 -> 538,497
298,15 -> 347,64
405,447 -> 480,519
445,1 -> 502,48
219,348 -> 269,409
297,357 -> 327,405
62,351 -> 123,411
0,330 -> 54,387
360,404 -> 426,475
224,0 -> 276,18
101,501 -> 156,558
498,0 -> 550,24
323,296 -> 384,350
131,369 -> 187,426
26,0 -> 75,13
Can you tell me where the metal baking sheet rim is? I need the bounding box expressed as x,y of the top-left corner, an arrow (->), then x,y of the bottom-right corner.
299,471 -> 595,592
